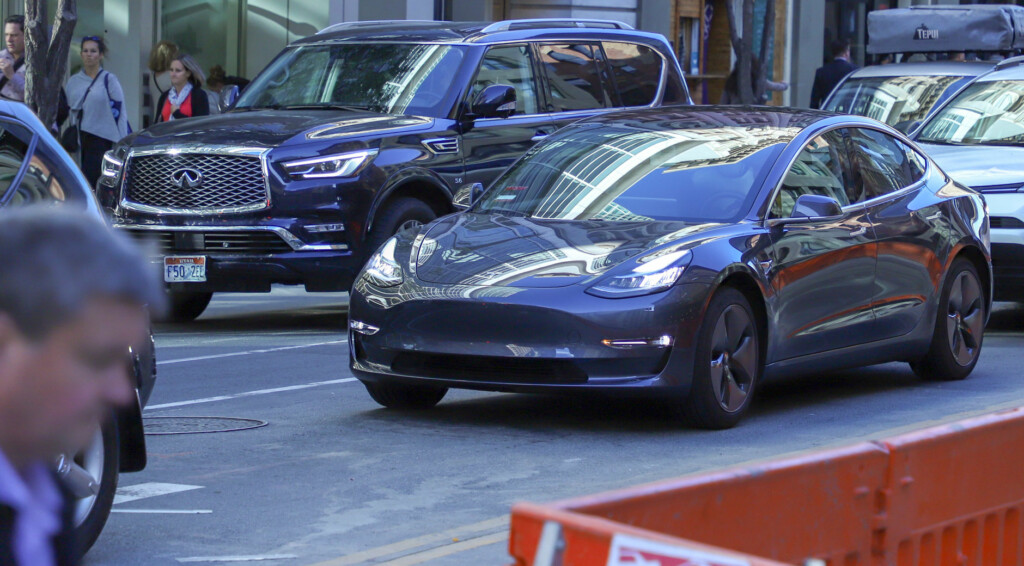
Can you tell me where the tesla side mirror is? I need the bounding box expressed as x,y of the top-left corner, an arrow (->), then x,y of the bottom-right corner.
452,182 -> 485,211
470,85 -> 517,119
221,85 -> 240,110
791,194 -> 843,220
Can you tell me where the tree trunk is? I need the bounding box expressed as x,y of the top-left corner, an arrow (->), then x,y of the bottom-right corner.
758,0 -> 776,104
725,0 -> 774,106
25,0 -> 77,130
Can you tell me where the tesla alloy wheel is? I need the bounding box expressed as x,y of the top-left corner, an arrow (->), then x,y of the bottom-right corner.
912,258 -> 985,381
683,287 -> 761,429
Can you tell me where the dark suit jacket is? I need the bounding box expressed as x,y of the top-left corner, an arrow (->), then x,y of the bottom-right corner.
810,58 -> 858,109
0,473 -> 79,566
155,87 -> 211,123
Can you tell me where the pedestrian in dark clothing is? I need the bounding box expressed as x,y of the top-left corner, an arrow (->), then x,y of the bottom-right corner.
810,38 -> 858,109
0,207 -> 164,566
155,53 -> 209,122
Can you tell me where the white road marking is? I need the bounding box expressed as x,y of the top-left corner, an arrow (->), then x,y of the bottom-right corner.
112,509 -> 213,514
176,555 -> 299,563
158,340 -> 347,365
145,378 -> 358,411
114,482 -> 204,504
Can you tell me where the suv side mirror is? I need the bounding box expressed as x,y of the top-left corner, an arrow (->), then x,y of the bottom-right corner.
221,85 -> 241,111
452,182 -> 485,210
791,194 -> 843,220
471,85 -> 517,119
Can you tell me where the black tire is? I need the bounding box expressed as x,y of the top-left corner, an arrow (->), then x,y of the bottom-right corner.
680,287 -> 762,429
365,198 -> 437,256
911,258 -> 985,381
163,291 -> 213,322
67,417 -> 119,557
364,380 -> 448,410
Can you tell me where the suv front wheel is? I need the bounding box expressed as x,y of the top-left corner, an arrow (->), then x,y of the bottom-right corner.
365,198 -> 437,255
165,291 -> 214,322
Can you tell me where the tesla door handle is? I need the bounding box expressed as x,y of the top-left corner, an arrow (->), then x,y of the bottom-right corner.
531,130 -> 552,142
849,226 -> 867,237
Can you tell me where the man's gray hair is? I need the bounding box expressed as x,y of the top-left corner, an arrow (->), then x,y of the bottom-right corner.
0,206 -> 166,339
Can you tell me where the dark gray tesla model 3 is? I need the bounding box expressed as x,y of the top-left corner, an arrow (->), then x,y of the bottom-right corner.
349,106 -> 992,429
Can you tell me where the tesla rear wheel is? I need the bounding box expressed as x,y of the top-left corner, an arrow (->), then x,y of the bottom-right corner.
911,259 -> 985,381
682,287 -> 761,429
64,418 -> 119,556
164,291 -> 213,322
364,380 -> 448,410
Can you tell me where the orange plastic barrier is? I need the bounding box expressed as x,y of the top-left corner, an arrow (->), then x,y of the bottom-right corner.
508,407 -> 1024,566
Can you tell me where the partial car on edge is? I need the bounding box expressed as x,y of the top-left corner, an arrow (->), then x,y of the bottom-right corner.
349,106 -> 991,429
0,100 -> 157,554
914,59 -> 1024,301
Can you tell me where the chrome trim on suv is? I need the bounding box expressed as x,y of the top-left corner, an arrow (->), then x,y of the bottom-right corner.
119,146 -> 272,216
115,224 -> 349,252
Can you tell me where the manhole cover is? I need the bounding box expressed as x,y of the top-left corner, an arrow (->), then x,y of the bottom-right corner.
143,416 -> 268,435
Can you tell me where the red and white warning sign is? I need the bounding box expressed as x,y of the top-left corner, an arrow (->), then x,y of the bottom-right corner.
606,534 -> 751,566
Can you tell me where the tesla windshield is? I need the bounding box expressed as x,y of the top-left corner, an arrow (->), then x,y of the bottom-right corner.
917,80 -> 1024,146
825,75 -> 972,128
475,124 -> 794,223
234,43 -> 467,117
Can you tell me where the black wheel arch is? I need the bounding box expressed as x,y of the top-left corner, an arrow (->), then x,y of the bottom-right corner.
115,392 -> 147,473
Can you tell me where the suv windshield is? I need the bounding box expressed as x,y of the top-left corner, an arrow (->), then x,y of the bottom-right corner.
917,80 -> 1024,146
235,43 -> 467,118
825,75 -> 972,129
474,124 -> 793,223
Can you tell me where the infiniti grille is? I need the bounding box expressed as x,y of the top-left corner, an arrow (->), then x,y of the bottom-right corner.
124,153 -> 268,212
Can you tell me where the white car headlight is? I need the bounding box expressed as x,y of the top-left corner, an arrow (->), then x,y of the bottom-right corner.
283,149 -> 377,180
587,249 -> 691,298
99,151 -> 123,185
363,237 -> 403,287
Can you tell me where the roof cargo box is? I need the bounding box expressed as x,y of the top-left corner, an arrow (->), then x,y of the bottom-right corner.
867,4 -> 1024,54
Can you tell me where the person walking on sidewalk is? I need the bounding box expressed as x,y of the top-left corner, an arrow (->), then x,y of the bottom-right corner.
0,15 -> 26,102
0,206 -> 164,566
63,36 -> 131,188
155,54 -> 209,122
810,38 -> 858,109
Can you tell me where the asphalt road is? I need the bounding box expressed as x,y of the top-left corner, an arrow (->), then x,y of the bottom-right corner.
84,287 -> 1024,565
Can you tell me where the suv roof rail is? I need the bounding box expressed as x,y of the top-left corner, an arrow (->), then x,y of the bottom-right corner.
995,54 -> 1024,71
479,18 -> 634,33
318,20 -> 440,35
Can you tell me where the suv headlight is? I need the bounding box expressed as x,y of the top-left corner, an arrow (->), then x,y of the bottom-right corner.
99,150 -> 124,186
282,149 -> 378,180
363,237 -> 403,287
586,249 -> 691,298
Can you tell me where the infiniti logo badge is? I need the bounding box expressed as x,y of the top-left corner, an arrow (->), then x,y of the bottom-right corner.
171,168 -> 203,189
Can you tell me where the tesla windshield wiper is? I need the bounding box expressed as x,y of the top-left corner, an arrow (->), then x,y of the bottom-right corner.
481,208 -> 531,218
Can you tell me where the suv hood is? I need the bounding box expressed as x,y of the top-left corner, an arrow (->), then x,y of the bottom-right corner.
128,110 -> 435,149
411,213 -> 729,288
920,142 -> 1024,189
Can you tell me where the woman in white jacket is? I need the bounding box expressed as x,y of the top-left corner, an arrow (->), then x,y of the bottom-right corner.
64,36 -> 130,187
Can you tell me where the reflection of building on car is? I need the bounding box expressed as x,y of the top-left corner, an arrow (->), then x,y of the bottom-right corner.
103,19 -> 690,322
0,100 -> 157,556
914,61 -> 1024,301
349,106 -> 991,430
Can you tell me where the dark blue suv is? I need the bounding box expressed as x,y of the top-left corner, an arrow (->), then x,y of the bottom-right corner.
101,19 -> 690,321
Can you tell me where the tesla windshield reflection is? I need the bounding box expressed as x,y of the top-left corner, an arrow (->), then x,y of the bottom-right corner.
474,124 -> 793,223
826,75 -> 972,128
234,43 -> 466,117
917,80 -> 1024,146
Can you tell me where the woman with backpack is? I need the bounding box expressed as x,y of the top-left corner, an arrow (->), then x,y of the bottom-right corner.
63,36 -> 130,187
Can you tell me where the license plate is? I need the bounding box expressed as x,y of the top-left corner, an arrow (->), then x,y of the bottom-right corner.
164,256 -> 207,282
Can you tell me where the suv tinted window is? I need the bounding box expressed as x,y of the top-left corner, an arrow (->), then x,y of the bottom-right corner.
774,130 -> 851,217
603,42 -> 662,107
469,45 -> 539,115
538,43 -> 611,112
849,127 -> 922,200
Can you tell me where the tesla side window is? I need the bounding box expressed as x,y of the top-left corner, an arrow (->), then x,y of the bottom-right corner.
602,42 -> 661,107
468,45 -> 540,115
538,43 -> 612,112
0,121 -> 30,203
773,130 -> 851,218
848,128 -> 923,200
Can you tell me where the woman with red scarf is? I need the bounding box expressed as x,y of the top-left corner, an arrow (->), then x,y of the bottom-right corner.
155,53 -> 209,122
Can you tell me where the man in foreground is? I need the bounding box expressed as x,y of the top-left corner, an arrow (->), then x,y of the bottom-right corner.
0,207 -> 164,565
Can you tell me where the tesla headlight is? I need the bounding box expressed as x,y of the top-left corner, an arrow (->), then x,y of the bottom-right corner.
282,149 -> 377,180
587,249 -> 692,298
363,237 -> 403,287
99,150 -> 124,186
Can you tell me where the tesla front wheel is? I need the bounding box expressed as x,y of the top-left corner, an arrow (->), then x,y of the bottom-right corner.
911,258 -> 985,381
681,287 -> 762,430
364,380 -> 448,410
